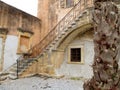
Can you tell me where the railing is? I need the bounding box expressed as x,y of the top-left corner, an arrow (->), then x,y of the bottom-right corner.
17,0 -> 93,78
28,0 -> 93,58
17,55 -> 24,78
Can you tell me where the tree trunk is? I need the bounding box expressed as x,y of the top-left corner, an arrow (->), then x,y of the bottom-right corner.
84,0 -> 120,90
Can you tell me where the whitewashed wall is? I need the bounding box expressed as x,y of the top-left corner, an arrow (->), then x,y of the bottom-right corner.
3,35 -> 20,70
55,36 -> 94,79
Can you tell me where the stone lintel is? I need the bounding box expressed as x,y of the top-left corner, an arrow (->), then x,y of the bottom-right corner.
0,28 -> 8,35
17,28 -> 34,35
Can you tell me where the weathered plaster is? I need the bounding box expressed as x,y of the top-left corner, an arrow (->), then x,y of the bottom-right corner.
0,1 -> 41,71
0,1 -> 41,47
3,35 -> 20,70
55,30 -> 94,78
17,30 -> 33,54
56,41 -> 94,78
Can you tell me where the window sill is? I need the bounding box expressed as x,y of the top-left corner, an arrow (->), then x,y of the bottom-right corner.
67,61 -> 84,64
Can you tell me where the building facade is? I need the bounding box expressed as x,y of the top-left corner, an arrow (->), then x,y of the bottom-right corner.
0,0 -> 120,80
36,0 -> 94,78
0,1 -> 41,71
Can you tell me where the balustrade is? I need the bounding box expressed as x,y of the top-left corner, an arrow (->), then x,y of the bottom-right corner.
17,0 -> 93,78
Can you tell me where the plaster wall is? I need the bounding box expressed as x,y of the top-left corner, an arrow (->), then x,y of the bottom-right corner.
55,32 -> 94,78
3,35 -> 20,70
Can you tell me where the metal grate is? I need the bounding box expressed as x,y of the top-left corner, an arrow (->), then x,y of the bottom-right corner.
71,48 -> 81,62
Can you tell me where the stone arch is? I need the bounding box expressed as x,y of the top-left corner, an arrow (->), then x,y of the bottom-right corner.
57,23 -> 93,51
52,24 -> 94,77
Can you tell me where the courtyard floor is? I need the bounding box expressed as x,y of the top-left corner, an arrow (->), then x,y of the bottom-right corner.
0,76 -> 84,90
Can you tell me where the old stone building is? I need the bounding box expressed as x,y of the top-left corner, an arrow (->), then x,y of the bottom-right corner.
0,1 -> 41,71
0,0 -> 120,81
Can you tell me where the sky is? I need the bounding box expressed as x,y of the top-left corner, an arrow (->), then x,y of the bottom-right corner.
1,0 -> 38,16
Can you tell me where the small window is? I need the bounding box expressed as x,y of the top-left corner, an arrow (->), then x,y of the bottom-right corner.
60,0 -> 74,8
70,48 -> 81,62
68,46 -> 84,64
66,0 -> 74,8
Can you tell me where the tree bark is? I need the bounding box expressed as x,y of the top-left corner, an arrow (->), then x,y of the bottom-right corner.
84,0 -> 120,90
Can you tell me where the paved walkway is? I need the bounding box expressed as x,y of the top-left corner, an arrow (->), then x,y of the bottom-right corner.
0,76 -> 84,90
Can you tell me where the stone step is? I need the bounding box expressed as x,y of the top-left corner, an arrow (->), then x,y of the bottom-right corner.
17,68 -> 26,75
61,31 -> 66,35
45,47 -> 50,51
58,34 -> 62,38
71,24 -> 76,28
9,71 -> 17,75
75,17 -> 80,22
0,72 -> 10,81
71,21 -> 76,25
68,25 -> 72,28
52,41 -> 57,44
0,75 -> 8,81
78,14 -> 83,18
21,60 -> 33,63
43,49 -> 48,53
0,72 -> 9,76
45,45 -> 52,51
0,58 -> 36,81
8,74 -> 17,80
64,28 -> 69,32
54,38 -> 59,42
10,65 -> 28,72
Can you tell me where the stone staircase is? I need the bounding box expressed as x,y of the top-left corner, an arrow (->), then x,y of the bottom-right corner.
2,0 -> 120,82
28,0 -> 94,58
0,58 -> 37,81
0,0 -> 94,81
45,10 -> 92,52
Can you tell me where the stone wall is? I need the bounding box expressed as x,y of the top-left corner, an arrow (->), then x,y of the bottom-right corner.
0,1 -> 41,45
37,0 -> 74,40
37,0 -> 50,39
0,1 -> 41,71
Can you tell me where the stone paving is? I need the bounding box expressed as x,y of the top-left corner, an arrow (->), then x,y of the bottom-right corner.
0,76 -> 84,90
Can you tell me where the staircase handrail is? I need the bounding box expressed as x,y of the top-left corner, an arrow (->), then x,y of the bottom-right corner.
16,0 -> 93,78
28,0 -> 93,58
